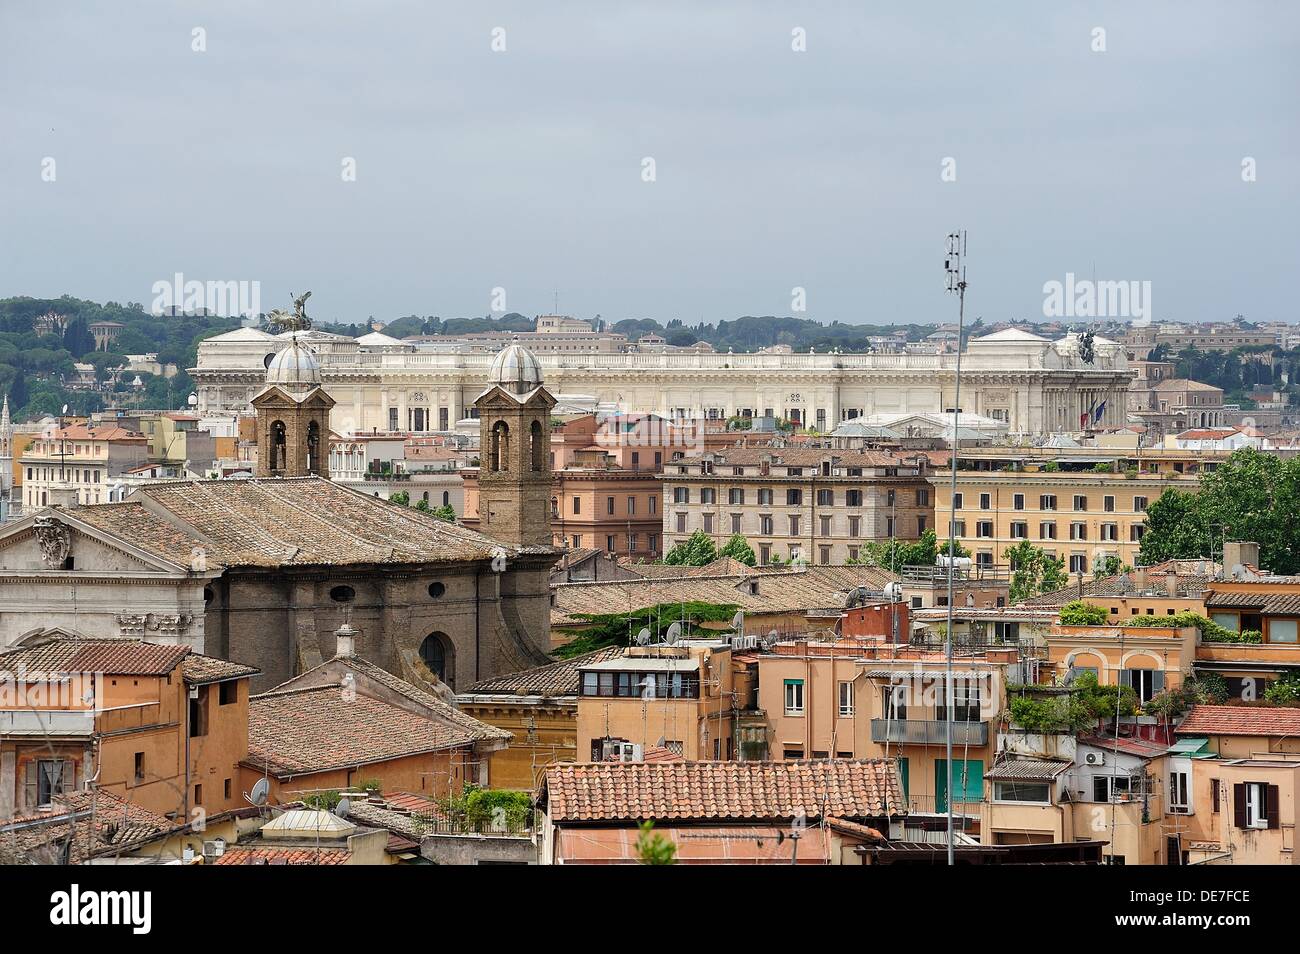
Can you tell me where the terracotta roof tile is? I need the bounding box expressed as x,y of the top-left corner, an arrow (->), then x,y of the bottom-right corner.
551,565 -> 896,626
461,646 -> 624,697
181,653 -> 259,684
75,476 -> 521,568
248,686 -> 488,777
0,638 -> 190,677
214,846 -> 352,865
0,790 -> 174,864
1176,704 -> 1300,737
540,759 -> 903,824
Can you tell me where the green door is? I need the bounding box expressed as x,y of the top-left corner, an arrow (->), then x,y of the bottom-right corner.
935,759 -> 984,813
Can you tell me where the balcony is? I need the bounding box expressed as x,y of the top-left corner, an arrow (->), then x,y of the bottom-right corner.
0,709 -> 95,736
870,718 -> 989,746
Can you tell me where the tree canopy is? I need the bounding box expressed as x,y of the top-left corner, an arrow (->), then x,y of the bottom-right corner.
1138,448 -> 1300,574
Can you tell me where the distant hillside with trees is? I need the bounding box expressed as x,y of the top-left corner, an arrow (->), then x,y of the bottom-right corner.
0,295 -> 241,420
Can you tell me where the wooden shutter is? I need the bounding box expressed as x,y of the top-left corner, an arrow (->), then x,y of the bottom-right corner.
1151,670 -> 1166,692
23,762 -> 37,811
1233,783 -> 1248,829
1266,784 -> 1281,830
1211,778 -> 1220,813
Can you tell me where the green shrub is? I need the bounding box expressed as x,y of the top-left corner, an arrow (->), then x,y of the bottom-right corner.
1059,600 -> 1109,626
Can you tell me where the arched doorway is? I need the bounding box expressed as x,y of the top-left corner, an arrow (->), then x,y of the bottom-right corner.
420,632 -> 453,686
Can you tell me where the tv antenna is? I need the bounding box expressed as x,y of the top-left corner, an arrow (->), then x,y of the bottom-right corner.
942,229 -> 968,868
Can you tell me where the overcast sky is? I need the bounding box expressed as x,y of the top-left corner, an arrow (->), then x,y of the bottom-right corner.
1,2 -> 1295,328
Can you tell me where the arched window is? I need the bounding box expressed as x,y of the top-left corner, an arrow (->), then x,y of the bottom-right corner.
442,491 -> 449,506
271,420 -> 287,472
530,419 -> 545,472
420,632 -> 452,686
306,420 -> 321,473
490,421 -> 510,472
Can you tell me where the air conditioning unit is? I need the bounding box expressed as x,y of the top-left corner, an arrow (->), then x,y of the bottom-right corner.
1084,752 -> 1105,766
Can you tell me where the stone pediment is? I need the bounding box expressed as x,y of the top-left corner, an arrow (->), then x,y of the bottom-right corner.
251,384 -> 337,409
474,383 -> 556,410
0,512 -> 195,576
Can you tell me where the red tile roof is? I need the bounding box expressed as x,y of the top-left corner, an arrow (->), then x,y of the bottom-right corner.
1176,705 -> 1300,737
0,638 -> 190,677
213,847 -> 352,865
247,686 -> 486,777
540,759 -> 903,824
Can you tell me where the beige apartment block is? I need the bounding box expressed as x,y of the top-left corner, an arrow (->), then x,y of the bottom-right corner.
931,467 -> 1201,572
660,447 -> 937,566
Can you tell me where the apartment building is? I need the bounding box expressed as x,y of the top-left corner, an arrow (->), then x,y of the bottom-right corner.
0,636 -> 257,821
932,462 -> 1200,571
757,635 -> 1019,830
575,641 -> 739,762
661,448 -> 936,566
1169,706 -> 1300,865
19,423 -> 148,509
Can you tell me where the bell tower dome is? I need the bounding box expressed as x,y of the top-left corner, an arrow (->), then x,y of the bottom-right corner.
475,341 -> 554,547
252,333 -> 335,478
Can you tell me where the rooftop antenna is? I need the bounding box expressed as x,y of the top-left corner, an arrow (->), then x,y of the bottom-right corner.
247,777 -> 270,807
664,621 -> 682,645
635,627 -> 652,646
942,229 -> 968,867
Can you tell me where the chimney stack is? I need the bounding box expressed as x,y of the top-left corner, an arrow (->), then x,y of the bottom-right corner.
1223,540 -> 1261,574
335,621 -> 358,658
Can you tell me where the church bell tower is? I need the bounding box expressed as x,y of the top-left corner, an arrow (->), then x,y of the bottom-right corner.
252,333 -> 335,478
475,341 -> 555,548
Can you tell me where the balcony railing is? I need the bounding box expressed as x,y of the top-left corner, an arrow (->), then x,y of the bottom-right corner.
870,719 -> 989,746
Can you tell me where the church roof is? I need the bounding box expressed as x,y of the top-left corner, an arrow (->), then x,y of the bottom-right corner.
71,476 -> 515,568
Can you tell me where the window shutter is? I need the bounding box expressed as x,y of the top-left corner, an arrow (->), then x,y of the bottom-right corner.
23,762 -> 37,811
1118,670 -> 1133,688
1266,784 -> 1281,830
1233,783 -> 1248,829
1151,671 -> 1166,692
1211,778 -> 1220,813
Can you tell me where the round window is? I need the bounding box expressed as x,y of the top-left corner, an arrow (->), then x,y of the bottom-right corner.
427,582 -> 446,599
329,585 -> 356,603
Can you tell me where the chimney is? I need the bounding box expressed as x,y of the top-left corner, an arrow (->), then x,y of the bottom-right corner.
1223,540 -> 1261,574
1132,566 -> 1148,592
46,484 -> 79,510
1164,572 -> 1179,598
334,621 -> 358,658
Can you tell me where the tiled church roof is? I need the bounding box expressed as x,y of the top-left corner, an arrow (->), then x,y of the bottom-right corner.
71,476 -> 513,568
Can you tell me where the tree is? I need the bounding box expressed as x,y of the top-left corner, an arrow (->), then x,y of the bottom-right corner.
431,504 -> 457,522
856,528 -> 967,573
1093,555 -> 1129,579
663,530 -> 718,566
414,498 -> 431,512
635,821 -> 677,865
62,317 -> 95,358
1139,449 -> 1300,574
389,490 -> 410,506
1004,541 -> 1068,603
718,533 -> 757,566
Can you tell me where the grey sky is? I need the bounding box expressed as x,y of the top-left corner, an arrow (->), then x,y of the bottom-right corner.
1,2 -> 1295,327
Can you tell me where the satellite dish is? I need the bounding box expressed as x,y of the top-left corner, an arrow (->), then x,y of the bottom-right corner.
762,630 -> 778,651
249,777 -> 270,806
730,611 -> 744,633
335,797 -> 352,819
665,622 -> 682,645
635,627 -> 651,646
1231,563 -> 1246,580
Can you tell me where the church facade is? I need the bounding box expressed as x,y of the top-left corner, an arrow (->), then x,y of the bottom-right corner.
0,337 -> 559,694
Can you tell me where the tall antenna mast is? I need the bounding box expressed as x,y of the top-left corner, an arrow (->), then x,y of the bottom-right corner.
943,230 -> 968,866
